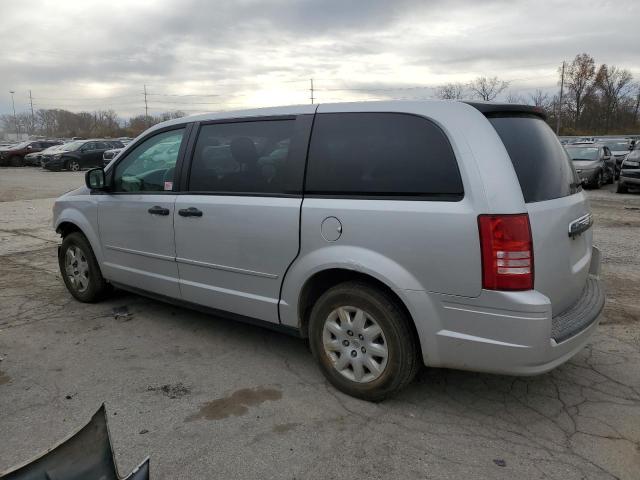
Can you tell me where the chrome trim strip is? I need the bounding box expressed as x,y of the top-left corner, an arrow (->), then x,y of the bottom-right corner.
104,244 -> 175,262
175,257 -> 278,279
568,212 -> 593,238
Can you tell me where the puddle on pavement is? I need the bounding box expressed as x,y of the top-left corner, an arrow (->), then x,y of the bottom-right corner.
0,370 -> 10,385
186,386 -> 282,421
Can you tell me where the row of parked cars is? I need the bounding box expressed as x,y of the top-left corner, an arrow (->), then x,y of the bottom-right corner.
561,137 -> 639,193
0,138 -> 131,170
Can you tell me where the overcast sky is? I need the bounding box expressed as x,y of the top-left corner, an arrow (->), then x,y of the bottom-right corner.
1,0 -> 639,119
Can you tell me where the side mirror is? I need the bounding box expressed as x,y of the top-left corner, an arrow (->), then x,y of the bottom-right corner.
86,168 -> 106,190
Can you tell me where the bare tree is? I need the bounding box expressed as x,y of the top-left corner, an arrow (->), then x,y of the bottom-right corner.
468,76 -> 509,101
435,82 -> 465,100
595,64 -> 633,132
565,53 -> 596,128
506,92 -> 525,104
529,89 -> 550,109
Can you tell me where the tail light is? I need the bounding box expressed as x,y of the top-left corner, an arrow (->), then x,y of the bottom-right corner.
478,214 -> 534,291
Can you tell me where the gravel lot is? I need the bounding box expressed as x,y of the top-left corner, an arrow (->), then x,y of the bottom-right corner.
0,168 -> 639,479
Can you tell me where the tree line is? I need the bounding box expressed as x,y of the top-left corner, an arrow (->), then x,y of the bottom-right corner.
2,52 -> 639,139
436,53 -> 640,135
0,109 -> 186,140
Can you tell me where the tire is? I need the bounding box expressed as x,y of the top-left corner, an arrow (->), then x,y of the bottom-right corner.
616,181 -> 628,194
67,159 -> 81,172
308,281 -> 420,401
58,232 -> 110,302
592,171 -> 603,189
9,155 -> 23,167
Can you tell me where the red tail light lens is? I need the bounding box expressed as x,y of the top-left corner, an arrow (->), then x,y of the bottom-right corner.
478,214 -> 534,291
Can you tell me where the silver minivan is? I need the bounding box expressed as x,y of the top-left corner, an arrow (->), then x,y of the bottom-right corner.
53,101 -> 604,400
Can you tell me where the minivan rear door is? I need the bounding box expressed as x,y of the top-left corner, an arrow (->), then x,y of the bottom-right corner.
489,115 -> 590,314
173,114 -> 314,324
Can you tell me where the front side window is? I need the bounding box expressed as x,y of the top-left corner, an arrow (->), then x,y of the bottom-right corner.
188,120 -> 296,194
305,113 -> 463,198
113,129 -> 185,193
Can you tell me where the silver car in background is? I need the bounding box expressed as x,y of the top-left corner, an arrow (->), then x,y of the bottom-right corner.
52,101 -> 604,400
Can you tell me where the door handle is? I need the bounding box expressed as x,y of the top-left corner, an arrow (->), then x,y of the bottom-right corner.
148,206 -> 170,216
178,207 -> 203,217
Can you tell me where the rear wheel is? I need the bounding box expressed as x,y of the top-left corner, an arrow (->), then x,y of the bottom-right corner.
9,155 -> 23,167
58,232 -> 110,302
616,181 -> 628,194
308,281 -> 420,401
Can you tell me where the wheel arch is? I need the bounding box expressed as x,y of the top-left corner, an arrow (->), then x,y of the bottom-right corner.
54,212 -> 104,265
296,268 -> 421,349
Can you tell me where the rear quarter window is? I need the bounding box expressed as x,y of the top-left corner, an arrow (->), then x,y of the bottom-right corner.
489,115 -> 580,203
305,113 -> 463,199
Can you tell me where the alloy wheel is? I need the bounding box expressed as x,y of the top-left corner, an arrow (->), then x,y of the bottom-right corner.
65,246 -> 90,293
69,160 -> 81,172
322,306 -> 389,383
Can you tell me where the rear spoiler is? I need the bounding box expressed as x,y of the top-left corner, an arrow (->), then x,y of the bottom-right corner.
464,102 -> 547,120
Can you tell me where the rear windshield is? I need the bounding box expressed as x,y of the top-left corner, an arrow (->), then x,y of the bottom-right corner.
489,115 -> 580,203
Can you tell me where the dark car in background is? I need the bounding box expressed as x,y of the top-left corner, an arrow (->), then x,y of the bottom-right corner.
24,143 -> 69,166
0,140 -> 62,166
617,149 -> 640,193
102,147 -> 124,166
565,143 -> 614,188
42,139 -> 124,171
597,138 -> 632,179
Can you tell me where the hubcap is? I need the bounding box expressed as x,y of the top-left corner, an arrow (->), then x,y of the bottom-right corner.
64,246 -> 90,293
322,306 -> 388,383
70,162 -> 80,171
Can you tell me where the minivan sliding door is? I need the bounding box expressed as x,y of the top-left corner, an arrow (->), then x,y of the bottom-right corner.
174,115 -> 313,323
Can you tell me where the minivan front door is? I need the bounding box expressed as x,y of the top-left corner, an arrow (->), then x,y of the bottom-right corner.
98,128 -> 187,298
173,115 -> 313,323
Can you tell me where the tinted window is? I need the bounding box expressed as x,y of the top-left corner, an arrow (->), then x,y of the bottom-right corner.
189,120 -> 297,194
113,129 -> 184,192
489,115 -> 579,203
83,142 -> 97,151
305,113 -> 463,198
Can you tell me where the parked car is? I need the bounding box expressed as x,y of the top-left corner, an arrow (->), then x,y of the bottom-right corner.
42,139 -> 124,171
102,148 -> 124,166
0,140 -> 62,166
598,138 -> 632,179
53,101 -> 604,400
616,149 -> 640,193
24,143 -> 68,166
565,143 -> 614,188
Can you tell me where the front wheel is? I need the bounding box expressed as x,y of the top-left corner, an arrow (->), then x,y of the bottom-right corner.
58,232 -> 110,302
593,171 -> 603,189
9,155 -> 23,167
308,281 -> 420,401
67,159 -> 81,171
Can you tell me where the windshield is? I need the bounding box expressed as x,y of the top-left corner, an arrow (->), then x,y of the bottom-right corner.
60,141 -> 84,152
601,141 -> 628,151
10,141 -> 30,149
566,146 -> 598,161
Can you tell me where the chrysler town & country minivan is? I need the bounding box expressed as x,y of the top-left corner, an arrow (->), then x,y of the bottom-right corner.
53,101 -> 604,400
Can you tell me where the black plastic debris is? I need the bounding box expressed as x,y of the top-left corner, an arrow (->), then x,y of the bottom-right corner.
0,404 -> 149,480
112,306 -> 132,321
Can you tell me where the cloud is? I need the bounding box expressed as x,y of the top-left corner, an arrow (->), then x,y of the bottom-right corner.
0,0 -> 638,119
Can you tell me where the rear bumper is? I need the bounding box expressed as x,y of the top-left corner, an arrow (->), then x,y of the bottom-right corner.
413,246 -> 604,375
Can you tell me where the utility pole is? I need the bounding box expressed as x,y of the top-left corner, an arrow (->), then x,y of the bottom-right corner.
143,84 -> 149,123
9,91 -> 19,139
28,90 -> 35,135
310,78 -> 314,105
556,61 -> 565,135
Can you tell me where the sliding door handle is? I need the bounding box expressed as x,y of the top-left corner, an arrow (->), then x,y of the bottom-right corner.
148,206 -> 170,216
178,207 -> 203,217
